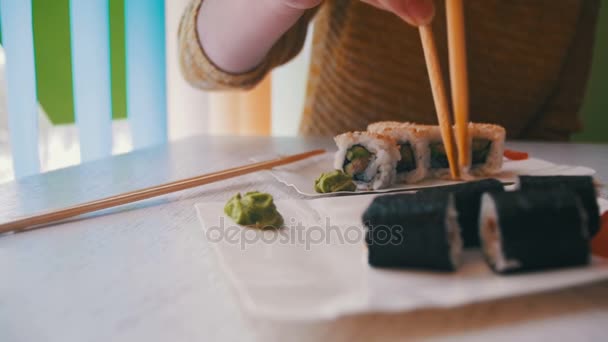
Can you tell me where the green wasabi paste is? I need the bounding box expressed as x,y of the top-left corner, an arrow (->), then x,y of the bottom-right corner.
224,191 -> 284,228
314,170 -> 357,193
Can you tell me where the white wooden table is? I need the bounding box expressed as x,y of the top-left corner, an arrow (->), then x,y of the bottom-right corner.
1,136 -> 607,342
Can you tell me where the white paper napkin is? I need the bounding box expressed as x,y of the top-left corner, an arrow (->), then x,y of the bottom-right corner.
196,195 -> 608,321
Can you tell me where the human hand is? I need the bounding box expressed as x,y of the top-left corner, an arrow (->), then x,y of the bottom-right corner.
279,0 -> 324,10
361,0 -> 435,26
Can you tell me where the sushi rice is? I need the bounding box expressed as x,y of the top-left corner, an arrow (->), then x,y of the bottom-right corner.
367,121 -> 428,184
334,121 -> 506,190
466,123 -> 506,176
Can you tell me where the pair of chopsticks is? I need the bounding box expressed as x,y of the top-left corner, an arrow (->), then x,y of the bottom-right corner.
0,149 -> 325,234
419,0 -> 469,179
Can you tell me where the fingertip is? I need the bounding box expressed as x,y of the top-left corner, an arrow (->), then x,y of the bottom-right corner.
393,0 -> 435,26
408,0 -> 435,26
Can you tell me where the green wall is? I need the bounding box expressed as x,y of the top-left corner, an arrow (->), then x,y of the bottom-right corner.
108,0 -> 127,122
574,3 -> 608,143
31,0 -> 75,124
1,0 -> 126,124
0,2 -> 606,140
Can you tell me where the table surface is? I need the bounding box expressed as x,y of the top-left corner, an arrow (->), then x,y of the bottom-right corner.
1,136 -> 608,342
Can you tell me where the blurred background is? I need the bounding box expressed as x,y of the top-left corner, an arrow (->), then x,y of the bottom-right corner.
0,0 -> 606,183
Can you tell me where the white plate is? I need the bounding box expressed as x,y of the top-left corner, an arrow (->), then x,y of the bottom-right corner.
196,195 -> 608,321
266,152 -> 596,197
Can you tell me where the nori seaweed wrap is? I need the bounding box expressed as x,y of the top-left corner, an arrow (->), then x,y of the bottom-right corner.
518,175 -> 600,237
479,189 -> 590,274
362,192 -> 462,271
421,179 -> 505,247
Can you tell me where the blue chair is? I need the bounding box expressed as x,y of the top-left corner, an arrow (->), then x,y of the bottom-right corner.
0,0 -> 167,179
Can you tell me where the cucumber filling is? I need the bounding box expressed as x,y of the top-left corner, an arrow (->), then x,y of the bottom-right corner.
396,142 -> 416,173
343,145 -> 372,181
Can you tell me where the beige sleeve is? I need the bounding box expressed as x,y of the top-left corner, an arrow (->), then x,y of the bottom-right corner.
178,0 -> 316,91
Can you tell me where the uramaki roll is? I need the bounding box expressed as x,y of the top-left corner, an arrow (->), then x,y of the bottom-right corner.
465,123 -> 506,176
367,121 -> 427,184
368,121 -> 451,179
334,131 -> 400,190
365,121 -> 507,183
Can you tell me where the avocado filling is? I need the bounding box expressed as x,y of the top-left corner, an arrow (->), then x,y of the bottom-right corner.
343,145 -> 372,181
396,142 -> 416,173
429,139 -> 492,169
314,170 -> 357,193
224,191 -> 284,229
471,139 -> 492,166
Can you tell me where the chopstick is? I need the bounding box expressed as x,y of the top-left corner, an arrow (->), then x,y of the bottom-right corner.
0,149 -> 326,234
419,25 -> 460,179
446,0 -> 470,170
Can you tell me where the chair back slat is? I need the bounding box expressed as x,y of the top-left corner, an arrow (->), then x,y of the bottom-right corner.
0,0 -> 41,178
125,0 -> 167,149
69,0 -> 113,162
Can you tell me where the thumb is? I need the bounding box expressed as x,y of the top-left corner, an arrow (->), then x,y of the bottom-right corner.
384,0 -> 435,26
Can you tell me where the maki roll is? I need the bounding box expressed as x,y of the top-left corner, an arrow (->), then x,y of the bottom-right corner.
465,123 -> 506,176
362,192 -> 462,271
367,121 -> 427,184
334,132 -> 400,190
479,190 -> 590,274
421,179 -> 505,247
518,175 -> 600,237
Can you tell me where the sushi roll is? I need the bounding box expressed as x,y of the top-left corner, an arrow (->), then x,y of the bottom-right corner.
362,192 -> 462,271
367,121 -> 451,179
479,190 -> 590,274
364,121 -> 506,182
405,122 -> 505,179
406,124 -> 451,179
518,175 -> 600,237
367,122 -> 427,184
334,131 -> 400,190
421,179 -> 505,247
367,121 -> 406,132
465,123 -> 506,176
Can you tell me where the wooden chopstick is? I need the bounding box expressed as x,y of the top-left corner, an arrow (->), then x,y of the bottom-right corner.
0,149 -> 326,234
419,25 -> 460,179
446,0 -> 470,170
